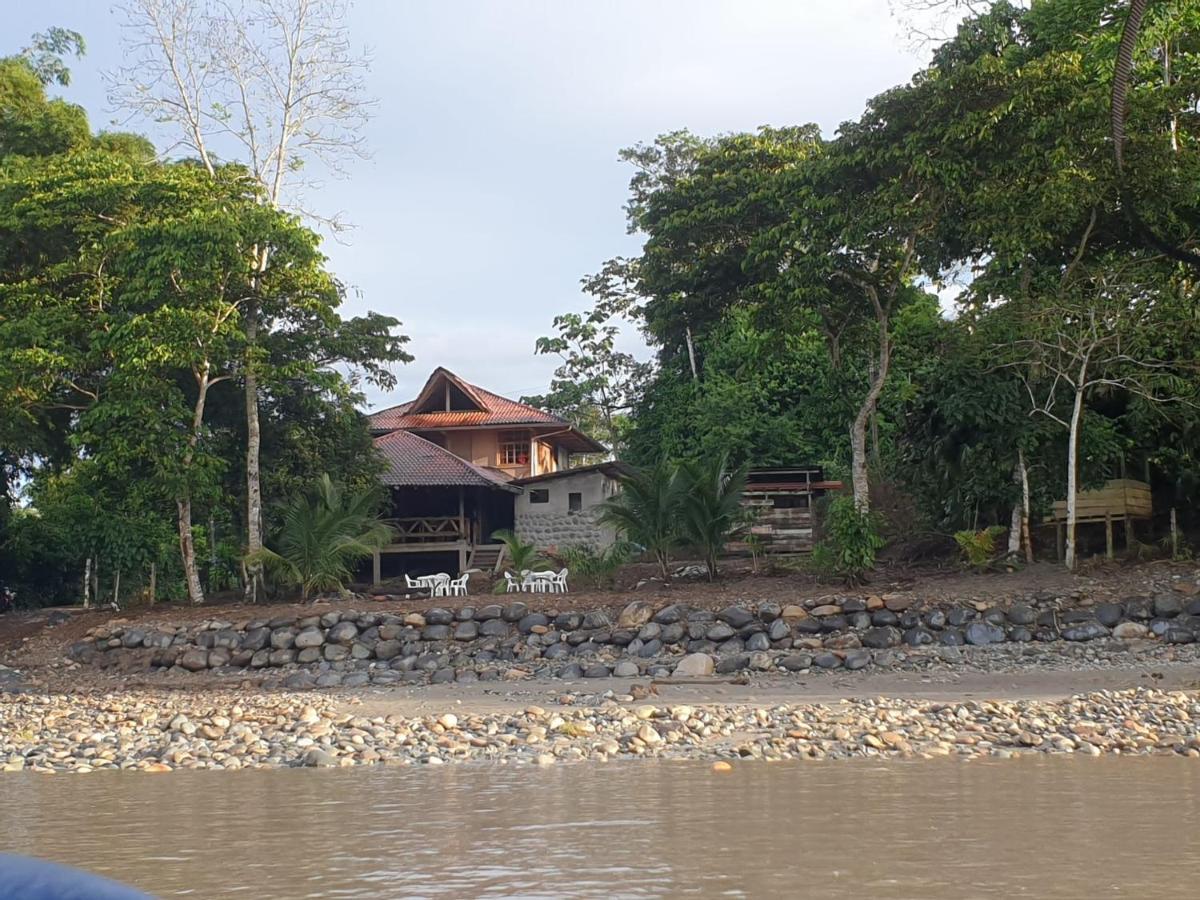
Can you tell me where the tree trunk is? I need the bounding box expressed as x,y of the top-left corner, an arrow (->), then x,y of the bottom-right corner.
82,557 -> 91,609
1008,497 -> 1022,559
1019,447 -> 1033,564
178,497 -> 205,605
148,562 -> 157,607
850,308 -> 890,514
178,365 -> 213,604
1065,386 -> 1086,570
244,305 -> 263,603
112,569 -> 121,610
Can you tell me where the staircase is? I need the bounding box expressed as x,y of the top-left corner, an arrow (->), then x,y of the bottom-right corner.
467,543 -> 506,574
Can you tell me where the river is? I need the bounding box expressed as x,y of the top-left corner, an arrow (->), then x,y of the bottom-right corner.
1,757 -> 1197,898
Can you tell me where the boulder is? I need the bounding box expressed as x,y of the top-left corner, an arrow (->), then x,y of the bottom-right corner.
717,606 -> 755,629
1061,622 -> 1110,642
613,661 -> 640,678
1112,621 -> 1149,640
715,654 -> 749,674
294,627 -> 325,649
810,604 -> 842,617
779,653 -> 813,671
617,600 -> 655,629
862,626 -> 900,650
964,622 -> 1005,646
1095,603 -> 1125,627
179,648 -> 209,672
327,621 -> 358,645
1154,595 -> 1183,619
453,622 -> 479,641
425,608 -> 454,626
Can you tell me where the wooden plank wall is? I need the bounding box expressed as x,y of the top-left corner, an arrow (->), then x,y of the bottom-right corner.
728,493 -> 815,554
1046,478 -> 1152,524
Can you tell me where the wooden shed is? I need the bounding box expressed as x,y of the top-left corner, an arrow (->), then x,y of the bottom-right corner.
1044,478 -> 1153,559
732,467 -> 844,555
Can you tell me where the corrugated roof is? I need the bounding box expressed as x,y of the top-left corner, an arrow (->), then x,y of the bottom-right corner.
512,461 -> 631,485
373,430 -> 520,492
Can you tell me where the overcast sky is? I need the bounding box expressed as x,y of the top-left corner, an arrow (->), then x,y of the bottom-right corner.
10,1 -> 941,409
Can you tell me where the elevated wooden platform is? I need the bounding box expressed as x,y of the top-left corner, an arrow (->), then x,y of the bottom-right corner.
1043,478 -> 1152,560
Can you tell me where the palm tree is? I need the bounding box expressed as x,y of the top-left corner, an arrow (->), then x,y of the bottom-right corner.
677,454 -> 750,580
490,528 -> 545,573
249,474 -> 393,601
598,461 -> 685,581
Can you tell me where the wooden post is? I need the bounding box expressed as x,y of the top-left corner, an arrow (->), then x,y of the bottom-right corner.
1057,524 -> 1064,562
1105,513 -> 1114,559
1171,507 -> 1179,558
458,543 -> 468,574
148,562 -> 157,606
372,550 -> 381,586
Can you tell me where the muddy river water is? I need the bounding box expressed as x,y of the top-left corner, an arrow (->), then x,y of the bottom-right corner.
1,756 -> 1198,898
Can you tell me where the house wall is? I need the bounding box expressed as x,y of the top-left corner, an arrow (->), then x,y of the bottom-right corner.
433,428 -> 565,480
515,471 -> 620,550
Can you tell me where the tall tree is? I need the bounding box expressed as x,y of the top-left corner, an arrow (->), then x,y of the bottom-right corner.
109,0 -> 392,597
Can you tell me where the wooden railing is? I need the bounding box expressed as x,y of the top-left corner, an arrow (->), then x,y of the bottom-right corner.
388,516 -> 465,543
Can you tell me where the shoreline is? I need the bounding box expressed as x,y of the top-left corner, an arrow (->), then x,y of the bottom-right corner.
4,665 -> 1200,774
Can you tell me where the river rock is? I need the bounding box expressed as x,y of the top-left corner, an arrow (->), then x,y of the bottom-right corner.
1061,622 -> 1110,642
964,622 -> 1005,646
862,627 -> 900,649
717,606 -> 755,629
294,628 -> 325,649
613,661 -> 639,677
453,622 -> 478,641
779,653 -> 813,671
179,648 -> 209,672
1095,603 -> 1125,627
813,652 -> 842,669
716,654 -> 749,674
327,621 -> 358,645
617,600 -> 655,629
706,623 -> 736,642
1154,595 -> 1183,619
673,653 -> 715,677
1112,621 -> 1149,640
1007,604 -> 1036,626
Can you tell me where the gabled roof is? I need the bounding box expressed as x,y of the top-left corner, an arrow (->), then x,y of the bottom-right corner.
367,367 -> 607,454
373,430 -> 520,492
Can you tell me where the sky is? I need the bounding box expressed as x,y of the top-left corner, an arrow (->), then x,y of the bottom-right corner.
10,0 -> 943,410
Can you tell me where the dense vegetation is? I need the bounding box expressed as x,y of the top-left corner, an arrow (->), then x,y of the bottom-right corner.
532,0 -> 1200,569
0,31 -> 408,608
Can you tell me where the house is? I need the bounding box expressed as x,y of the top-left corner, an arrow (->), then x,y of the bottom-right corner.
366,367 -> 607,583
512,461 -> 630,550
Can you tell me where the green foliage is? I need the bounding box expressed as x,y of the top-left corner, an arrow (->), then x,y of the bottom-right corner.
811,495 -> 885,584
598,461 -> 686,580
558,542 -> 633,590
523,303 -> 650,455
250,475 -> 392,600
491,528 -> 546,574
676,455 -> 750,580
954,526 -> 1008,570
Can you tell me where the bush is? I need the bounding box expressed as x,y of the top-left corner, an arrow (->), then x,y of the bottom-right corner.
811,494 -> 885,584
559,542 -> 633,590
953,526 -> 1007,569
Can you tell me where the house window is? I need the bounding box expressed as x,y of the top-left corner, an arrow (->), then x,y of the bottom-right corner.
568,492 -> 582,513
499,431 -> 530,466
529,489 -> 550,504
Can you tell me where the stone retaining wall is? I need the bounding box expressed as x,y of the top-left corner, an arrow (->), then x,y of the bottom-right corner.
67,589 -> 1200,690
515,507 -> 609,549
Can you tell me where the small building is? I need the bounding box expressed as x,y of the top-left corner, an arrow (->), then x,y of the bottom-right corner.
367,367 -> 606,582
1044,478 -> 1153,558
733,467 -> 844,555
512,462 -> 630,551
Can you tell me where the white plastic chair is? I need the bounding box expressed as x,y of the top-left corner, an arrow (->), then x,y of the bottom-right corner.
404,574 -> 423,591
429,573 -> 452,597
445,573 -> 469,597
503,571 -> 522,593
551,567 -> 569,593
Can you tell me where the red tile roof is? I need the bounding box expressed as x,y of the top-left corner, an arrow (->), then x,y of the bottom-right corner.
373,430 -> 520,491
367,368 -> 606,453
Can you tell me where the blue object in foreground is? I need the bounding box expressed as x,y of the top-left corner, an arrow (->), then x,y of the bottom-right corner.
0,854 -> 154,899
